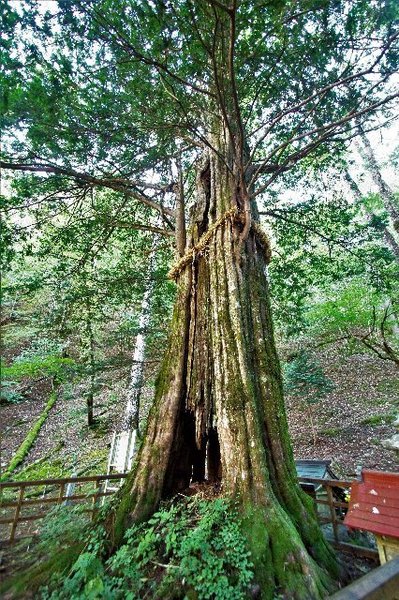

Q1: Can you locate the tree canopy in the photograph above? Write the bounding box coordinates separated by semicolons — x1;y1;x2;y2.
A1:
2;0;399;243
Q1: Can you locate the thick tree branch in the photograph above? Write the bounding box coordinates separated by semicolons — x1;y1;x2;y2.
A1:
315;304;399;367
356;123;399;221
344;169;399;260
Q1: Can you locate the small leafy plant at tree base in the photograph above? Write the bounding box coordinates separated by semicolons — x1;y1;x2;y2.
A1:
284;351;334;445
36;496;254;600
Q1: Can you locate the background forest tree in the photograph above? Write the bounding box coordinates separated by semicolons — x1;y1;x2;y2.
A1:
1;1;399;598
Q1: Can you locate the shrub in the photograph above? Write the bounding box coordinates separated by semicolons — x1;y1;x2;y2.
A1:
1;338;75;387
0;380;24;404
320;427;341;437
2;356;74;382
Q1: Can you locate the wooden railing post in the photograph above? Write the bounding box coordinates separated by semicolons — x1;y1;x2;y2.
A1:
91;479;102;521
58;483;65;504
326;483;338;543
10;484;25;542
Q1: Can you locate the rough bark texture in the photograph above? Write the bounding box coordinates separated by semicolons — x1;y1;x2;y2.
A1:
109;131;339;598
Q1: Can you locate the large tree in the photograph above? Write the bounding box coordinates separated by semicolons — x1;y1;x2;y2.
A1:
1;1;399;597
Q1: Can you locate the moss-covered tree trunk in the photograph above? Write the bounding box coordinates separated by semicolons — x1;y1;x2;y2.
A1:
110;129;339;598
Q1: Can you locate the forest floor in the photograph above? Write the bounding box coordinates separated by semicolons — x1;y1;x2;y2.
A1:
286;346;398;476
1;320;398;482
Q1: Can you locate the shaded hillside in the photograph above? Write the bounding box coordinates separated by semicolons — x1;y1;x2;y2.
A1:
287;346;398;475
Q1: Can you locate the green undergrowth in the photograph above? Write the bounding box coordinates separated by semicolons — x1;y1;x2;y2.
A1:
2;356;74;380
1;322;39;349
79;448;109;475
8;496;255;600
1;341;75;405
0;454;66;504
0;380;25;404
1;505;88;597
361;413;396;426
0;391;58;482
376;378;399;397
320;427;341;437
14;457;66;482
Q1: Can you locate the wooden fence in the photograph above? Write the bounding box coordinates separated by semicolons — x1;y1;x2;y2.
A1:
0;474;379;559
0;473;128;544
298;476;379;560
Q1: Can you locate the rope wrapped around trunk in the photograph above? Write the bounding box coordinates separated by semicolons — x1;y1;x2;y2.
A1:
168;208;271;280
